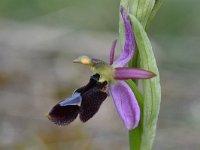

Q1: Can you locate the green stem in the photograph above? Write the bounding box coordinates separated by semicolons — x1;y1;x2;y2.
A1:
126;80;143;150
119;0;163;150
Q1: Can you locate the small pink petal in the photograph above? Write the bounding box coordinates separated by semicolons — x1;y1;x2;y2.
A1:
110;39;117;65
114;67;156;80
109;81;140;130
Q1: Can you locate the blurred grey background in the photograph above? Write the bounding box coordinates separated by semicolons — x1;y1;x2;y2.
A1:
0;0;200;150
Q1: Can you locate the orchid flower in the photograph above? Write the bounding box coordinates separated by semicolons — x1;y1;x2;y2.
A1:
73;7;156;130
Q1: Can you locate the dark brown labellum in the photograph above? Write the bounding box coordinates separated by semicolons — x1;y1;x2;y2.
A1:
79;81;107;122
48;104;79;125
48;74;108;126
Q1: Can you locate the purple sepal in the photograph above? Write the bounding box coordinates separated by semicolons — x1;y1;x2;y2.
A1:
113;7;136;67
114;67;156;80
109;81;140;130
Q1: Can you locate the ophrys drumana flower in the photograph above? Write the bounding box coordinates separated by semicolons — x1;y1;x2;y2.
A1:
73;7;156;130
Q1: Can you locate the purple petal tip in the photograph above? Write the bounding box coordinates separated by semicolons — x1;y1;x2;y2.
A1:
109;39;117;65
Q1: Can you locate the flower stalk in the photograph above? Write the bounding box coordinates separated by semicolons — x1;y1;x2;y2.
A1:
119;0;163;150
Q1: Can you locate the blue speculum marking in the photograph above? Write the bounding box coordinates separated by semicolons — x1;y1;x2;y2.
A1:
59;92;82;106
